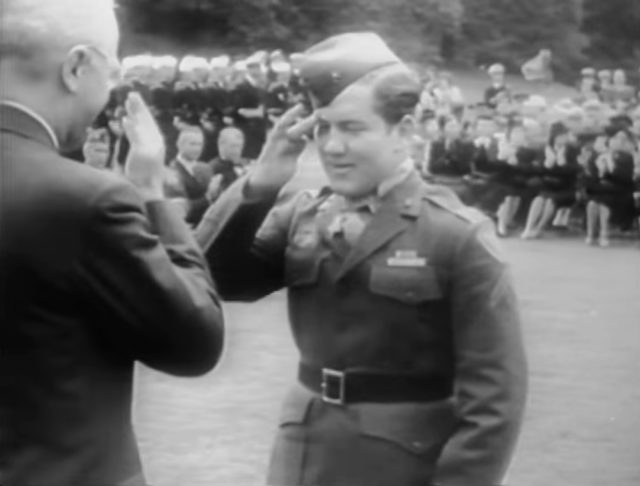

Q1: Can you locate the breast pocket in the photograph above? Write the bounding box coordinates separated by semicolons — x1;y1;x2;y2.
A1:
369;264;444;304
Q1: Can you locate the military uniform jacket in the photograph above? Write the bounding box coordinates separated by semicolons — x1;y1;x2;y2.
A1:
196;171;528;486
0;104;224;486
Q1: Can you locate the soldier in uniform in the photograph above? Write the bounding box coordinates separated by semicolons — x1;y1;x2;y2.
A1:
196;32;527;486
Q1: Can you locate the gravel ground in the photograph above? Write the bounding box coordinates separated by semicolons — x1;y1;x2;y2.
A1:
133;236;640;486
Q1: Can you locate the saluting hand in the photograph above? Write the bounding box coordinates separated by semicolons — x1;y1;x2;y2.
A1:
247;103;317;197
122;92;166;201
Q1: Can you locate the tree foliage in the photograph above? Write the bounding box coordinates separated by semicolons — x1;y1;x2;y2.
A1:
116;0;640;76
582;0;640;67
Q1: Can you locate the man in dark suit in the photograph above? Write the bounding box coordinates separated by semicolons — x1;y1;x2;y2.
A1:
197;33;527;486
0;2;224;485
164;125;217;226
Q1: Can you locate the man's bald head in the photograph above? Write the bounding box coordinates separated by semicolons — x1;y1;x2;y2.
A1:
0;0;119;62
0;0;121;153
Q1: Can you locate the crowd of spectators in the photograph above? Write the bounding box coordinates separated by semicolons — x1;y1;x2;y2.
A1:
79;50;640;246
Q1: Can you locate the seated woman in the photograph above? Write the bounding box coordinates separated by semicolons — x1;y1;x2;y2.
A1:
427;117;475;203
521;123;581;239
494;122;545;236
465;115;510;215
583;127;637;246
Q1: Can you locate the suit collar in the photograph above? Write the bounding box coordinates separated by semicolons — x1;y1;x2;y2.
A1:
0;101;59;151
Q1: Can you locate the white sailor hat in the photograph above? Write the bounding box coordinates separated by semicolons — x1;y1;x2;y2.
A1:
179;56;209;72
245;51;267;67
233;60;247;71
209;55;231;69
153;55;178;70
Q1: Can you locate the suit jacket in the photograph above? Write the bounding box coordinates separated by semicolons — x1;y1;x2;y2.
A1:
164;158;215;226
196;173;527;486
210;157;251;194
0;104;224;486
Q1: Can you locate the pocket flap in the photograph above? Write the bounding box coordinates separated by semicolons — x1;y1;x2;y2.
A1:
277;384;315;426
356;401;456;455
369;264;444;303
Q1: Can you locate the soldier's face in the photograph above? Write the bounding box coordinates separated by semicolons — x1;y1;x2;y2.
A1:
315;84;411;198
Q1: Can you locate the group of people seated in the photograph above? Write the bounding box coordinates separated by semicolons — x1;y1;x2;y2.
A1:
79;50;640;246
414;112;639;247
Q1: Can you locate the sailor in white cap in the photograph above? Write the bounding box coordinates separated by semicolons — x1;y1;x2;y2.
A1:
266;59;293;118
207;55;231;87
122;54;153;83
152;55;178;85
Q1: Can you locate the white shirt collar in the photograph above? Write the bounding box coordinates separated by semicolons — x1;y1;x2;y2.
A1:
0;100;60;150
176;154;197;175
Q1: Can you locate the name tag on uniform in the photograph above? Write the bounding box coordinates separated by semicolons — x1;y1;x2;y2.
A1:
386;250;427;267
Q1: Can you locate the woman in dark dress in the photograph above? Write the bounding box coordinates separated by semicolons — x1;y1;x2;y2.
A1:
583;127;637;246
521;123;581;239
428;117;475;203
495;124;545;235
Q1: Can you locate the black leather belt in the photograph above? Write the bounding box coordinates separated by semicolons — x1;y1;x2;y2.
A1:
298;363;453;405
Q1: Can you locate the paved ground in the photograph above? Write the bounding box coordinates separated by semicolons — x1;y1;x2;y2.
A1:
133;234;640;486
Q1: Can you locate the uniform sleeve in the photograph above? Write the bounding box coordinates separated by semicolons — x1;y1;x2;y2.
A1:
195;177;303;302
433;221;528;486
74;180;224;377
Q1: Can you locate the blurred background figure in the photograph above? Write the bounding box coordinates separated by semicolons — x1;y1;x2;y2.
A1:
209;126;251;198
484;63;510;109
83;127;113;171
522;48;554;84
164;125;214;226
582;127;637;246
521;123;580;239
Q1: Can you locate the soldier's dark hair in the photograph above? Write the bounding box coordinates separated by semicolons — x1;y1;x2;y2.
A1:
359;64;422;126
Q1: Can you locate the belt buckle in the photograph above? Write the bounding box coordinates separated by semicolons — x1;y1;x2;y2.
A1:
321;368;346;405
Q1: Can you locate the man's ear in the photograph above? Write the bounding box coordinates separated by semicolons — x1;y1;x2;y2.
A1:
61;46;91;94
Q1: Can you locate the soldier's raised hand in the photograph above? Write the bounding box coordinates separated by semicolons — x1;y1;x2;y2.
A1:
247;103;317;196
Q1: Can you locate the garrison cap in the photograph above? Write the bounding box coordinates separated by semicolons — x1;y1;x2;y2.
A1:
298;32;403;108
